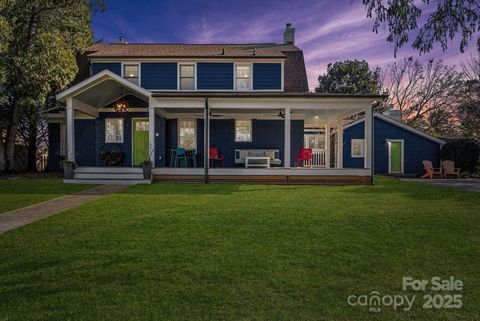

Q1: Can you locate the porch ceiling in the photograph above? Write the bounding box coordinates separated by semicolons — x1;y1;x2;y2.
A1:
74;79;148;108
156;107;361;123
56;70;151;109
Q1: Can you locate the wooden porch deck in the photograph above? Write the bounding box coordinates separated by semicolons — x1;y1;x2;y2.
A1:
152;168;372;185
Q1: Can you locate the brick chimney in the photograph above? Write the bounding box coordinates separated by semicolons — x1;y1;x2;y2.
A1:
283;23;295;45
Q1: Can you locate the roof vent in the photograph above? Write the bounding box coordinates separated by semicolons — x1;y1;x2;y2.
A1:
221;48;226;55
118;36;127;44
283;23;295;44
252;48;257;56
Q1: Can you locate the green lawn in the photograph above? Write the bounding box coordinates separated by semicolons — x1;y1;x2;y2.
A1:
0;178;95;214
0;177;479;320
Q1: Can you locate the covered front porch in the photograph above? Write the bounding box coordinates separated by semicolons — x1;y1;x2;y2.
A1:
54;71;376;184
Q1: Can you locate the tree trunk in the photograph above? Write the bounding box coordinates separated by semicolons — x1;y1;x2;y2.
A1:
5;123;17;171
0;135;6;172
27;121;37;172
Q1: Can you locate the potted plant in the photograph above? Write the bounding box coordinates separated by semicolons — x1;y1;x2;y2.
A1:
140;159;152;179
60;159;77;179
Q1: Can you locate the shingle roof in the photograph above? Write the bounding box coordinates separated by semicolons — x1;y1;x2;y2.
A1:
85;43;302;58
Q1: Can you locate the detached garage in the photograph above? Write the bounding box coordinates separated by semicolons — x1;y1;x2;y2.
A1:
343;112;446;175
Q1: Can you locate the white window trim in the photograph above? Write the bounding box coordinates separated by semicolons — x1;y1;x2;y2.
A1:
121;62;141;86
234;63;252;91
351;139;365;158
177;62;197;91
235;119;253;143
387;139;405;174
177;119;197;150
105;118;124;143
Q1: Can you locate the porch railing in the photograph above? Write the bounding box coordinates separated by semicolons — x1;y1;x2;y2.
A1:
304;148;327;167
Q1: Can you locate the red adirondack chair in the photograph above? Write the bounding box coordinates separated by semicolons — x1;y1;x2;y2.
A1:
295;148;313;167
209;147;224;167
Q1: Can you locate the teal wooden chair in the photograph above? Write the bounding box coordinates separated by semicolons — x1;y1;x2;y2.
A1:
174;148;187;167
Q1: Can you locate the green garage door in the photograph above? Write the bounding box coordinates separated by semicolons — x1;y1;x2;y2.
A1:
132;119;149;166
389;141;403;173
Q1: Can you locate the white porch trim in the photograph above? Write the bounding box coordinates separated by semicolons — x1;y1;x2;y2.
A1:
284;107;291;168
56;70;151;102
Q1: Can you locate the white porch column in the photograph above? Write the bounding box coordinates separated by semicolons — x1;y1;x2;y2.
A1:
66;97;75;162
336;119;343;168
364;106;373;169
284;107;291;168
324;123;330;168
148;98;155;167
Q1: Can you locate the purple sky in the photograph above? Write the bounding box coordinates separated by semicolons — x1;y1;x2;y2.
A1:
92;0;478;91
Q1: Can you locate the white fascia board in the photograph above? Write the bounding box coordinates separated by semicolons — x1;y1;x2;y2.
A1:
56;70;151;102
343;113;446;145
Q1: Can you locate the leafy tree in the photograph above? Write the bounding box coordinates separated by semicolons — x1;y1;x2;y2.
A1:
0;0;104;171
457;53;480;139
362;0;480;55
440;139;480;174
315;60;382;94
382;57;463;136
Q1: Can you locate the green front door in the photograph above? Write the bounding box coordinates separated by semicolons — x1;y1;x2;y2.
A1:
389;141;402;173
132;119;149;166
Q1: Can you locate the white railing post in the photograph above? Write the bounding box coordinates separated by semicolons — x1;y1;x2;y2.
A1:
364;106;373;169
336;119;343;168
284;107;291;168
148;98;155;168
66;97;75;162
324;123;330;168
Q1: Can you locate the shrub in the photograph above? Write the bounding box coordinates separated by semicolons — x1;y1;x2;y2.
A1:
440;139;480;174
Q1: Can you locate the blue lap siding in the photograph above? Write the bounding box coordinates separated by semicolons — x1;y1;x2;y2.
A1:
253;63;282;90
91;62;122;76
197;63;234;90
141;62;177;90
47;123;62;171
343;117;442;174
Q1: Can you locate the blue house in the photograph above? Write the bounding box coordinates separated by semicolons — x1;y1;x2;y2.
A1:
48;23;408;184
343;112;445;175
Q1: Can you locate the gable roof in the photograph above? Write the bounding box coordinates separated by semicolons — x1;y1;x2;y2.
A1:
85;43;302;58
343;113;446;145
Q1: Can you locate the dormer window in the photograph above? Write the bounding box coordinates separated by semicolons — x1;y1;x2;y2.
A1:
179;64;195;90
235;64;251;91
123;64;139;85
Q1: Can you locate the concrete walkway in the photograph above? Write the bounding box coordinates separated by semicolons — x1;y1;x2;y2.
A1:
400;178;480;192
0;185;128;235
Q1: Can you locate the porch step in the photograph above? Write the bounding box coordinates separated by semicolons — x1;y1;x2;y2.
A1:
70;167;149;185
64;179;151;185
74;172;144;180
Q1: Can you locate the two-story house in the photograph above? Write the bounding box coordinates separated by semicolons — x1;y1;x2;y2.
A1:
49;24;386;184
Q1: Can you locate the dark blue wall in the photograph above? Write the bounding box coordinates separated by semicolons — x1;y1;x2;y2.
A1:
209;119;303;167
197;63;234;90
75;119;96;166
141;62;177;90
47;123;62;171
92;112;149;167
91;62;121;76
253;63;282;90
343;117;442;174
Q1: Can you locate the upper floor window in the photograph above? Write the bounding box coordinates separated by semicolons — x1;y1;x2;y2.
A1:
123;64;139;85
235;120;252;142
235;64;251;91
179;64;195;90
105;118;124;143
